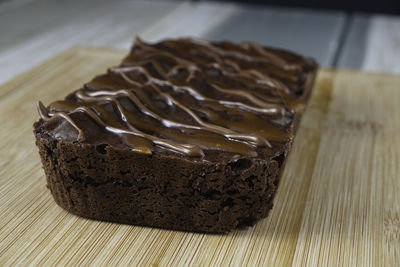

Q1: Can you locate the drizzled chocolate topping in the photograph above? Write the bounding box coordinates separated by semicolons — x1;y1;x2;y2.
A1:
37;38;316;159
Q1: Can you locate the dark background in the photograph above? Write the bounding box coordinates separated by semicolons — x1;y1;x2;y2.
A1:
205;0;400;14
1;0;398;14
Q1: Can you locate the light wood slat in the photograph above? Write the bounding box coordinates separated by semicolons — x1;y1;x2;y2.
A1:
140;2;347;67
362;15;400;74
0;48;399;266
0;0;348;86
140;1;240;42
204;6;347;67
0;0;184;85
0;0;182;50
335;14;371;69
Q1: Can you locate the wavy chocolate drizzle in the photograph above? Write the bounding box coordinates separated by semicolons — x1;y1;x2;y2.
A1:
37;37;315;158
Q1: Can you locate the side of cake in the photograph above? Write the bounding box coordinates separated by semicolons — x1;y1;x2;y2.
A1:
34;38;317;233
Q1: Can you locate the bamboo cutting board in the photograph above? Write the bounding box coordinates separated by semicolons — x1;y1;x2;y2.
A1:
0;47;399;266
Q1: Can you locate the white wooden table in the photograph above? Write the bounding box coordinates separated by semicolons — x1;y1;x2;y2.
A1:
0;0;399;85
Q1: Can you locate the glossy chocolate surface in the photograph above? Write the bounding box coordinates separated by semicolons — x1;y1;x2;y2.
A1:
37;38;317;160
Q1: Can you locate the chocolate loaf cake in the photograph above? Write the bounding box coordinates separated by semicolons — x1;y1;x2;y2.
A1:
34;38;317;233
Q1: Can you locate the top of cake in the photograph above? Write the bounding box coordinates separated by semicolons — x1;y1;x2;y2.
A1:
37;37;317;161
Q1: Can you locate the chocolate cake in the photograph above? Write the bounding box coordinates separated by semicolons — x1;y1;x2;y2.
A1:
34;38;317;233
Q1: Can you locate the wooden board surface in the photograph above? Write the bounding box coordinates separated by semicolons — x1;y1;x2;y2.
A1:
0;47;399;266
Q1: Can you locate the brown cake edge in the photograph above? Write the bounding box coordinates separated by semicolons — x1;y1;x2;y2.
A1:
34;123;290;233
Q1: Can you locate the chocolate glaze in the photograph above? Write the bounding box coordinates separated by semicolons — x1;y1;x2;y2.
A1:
37;38;317;159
